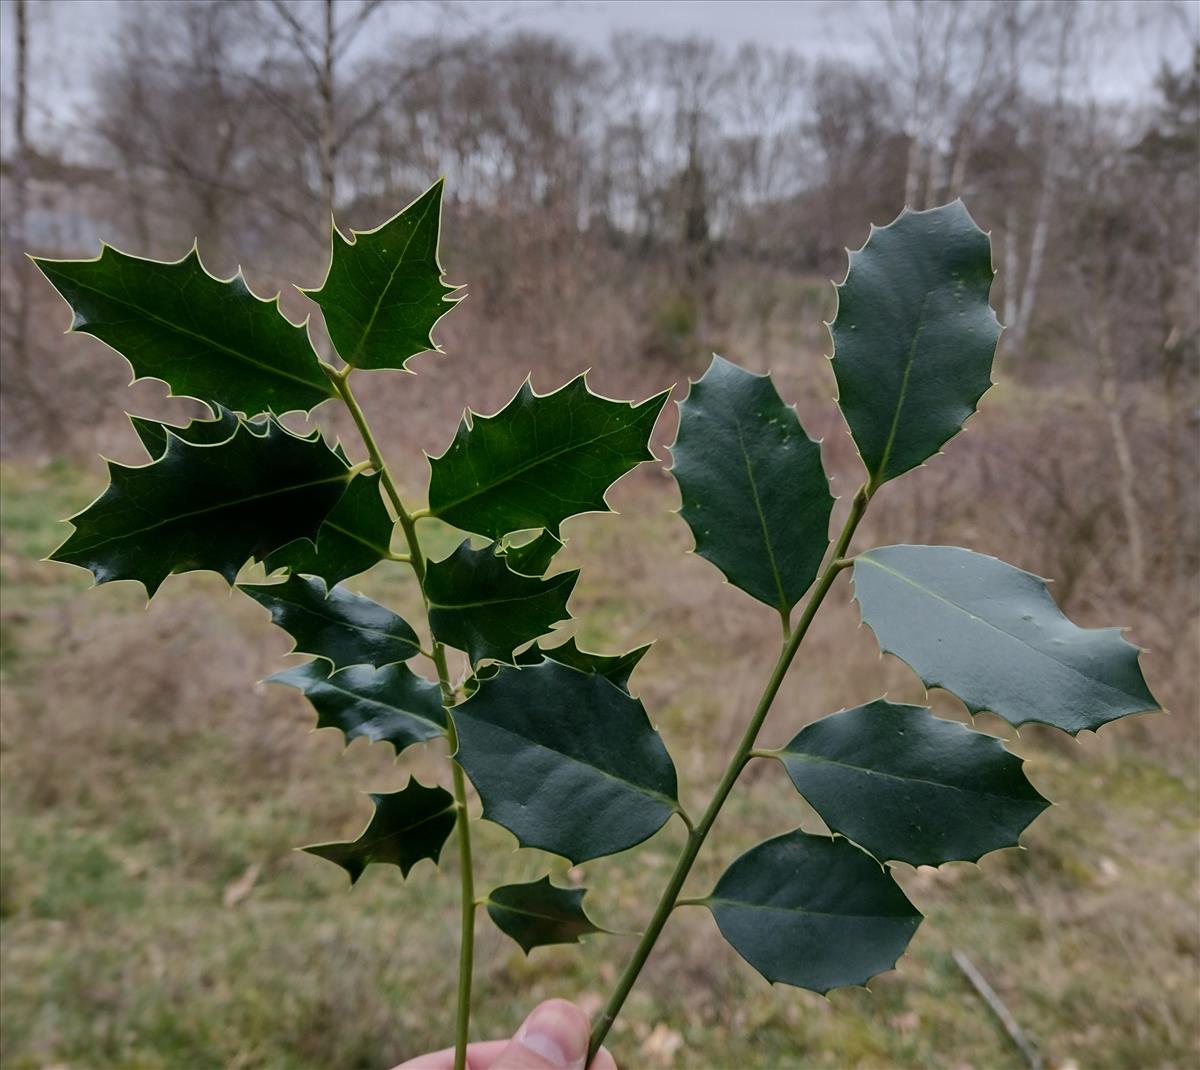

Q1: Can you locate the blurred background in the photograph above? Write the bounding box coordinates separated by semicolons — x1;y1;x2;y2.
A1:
0;1;1197;1067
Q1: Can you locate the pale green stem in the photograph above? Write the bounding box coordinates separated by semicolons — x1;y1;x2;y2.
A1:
324;363;476;1070
587;485;871;1061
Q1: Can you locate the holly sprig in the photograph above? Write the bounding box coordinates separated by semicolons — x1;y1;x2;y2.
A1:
36;183;1159;1069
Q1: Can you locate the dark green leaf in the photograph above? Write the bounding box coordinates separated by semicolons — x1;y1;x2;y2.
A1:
485;875;608;953
772;699;1049;866
50;419;349;597
428;377;669;539
831;202;1000;489
33;245;331;415
461;662;501;699
241;574;420;669
303;778;456;883
263;473;394;587
853;545;1160;734
704;830;921;993
452;661;678;863
671;355;833;612
516;637;650;693
426;540;577;664
302;180;458;370
268;659;445;754
501;530;564;577
129;405;253;460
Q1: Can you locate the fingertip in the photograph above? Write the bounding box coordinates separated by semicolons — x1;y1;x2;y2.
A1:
589;1045;618;1070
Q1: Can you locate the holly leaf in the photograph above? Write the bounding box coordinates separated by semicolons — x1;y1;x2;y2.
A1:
50;419;350;597
268;659;445;754
461;662;501;699
670;355;833;612
831;202;1000;489
263;472;393;587
240;574;420;669
129;405;254;460
516;636;650;693
426;540;577;664
501;530;564;577
303;778;456;884
427;377;669;539
451;661;679;863
703;830;921;993
852;545;1160;734
485;875;608;954
770;699;1049;866
33;245;331;415
302;179;459;370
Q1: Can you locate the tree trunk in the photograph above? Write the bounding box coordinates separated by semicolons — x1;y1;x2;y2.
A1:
1098;312;1145;589
319;0;337;220
903;135;922;206
4;0;67;449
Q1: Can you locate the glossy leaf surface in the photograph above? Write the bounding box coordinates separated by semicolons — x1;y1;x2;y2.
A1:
428;377;669;539
264;473;392;586
51;420;349;596
485;875;607;953
452;661;678;862
501;530;564;577
773;699;1048;865
426;540;577;664
268;659;445;754
130;405;250;460
831;202;999;488
303;180;458;370
705;830;921;993
33;245;331;414
853;545;1159;734
671;355;832;611
241;574;420;669
304;778;456;883
516;637;650;693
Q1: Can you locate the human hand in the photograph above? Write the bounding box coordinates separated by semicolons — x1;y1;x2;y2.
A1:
394;999;618;1070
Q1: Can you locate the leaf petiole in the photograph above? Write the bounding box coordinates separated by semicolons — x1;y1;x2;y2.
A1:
328;368;477;1070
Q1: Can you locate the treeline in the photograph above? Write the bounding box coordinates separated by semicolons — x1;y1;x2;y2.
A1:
2;0;1197;452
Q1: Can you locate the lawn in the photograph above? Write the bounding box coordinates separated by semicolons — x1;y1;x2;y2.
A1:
1;457;1196;1069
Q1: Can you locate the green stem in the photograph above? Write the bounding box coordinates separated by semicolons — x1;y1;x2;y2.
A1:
326;364;476;1070
587;485;870;1061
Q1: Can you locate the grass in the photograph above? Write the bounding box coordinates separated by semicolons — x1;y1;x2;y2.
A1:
1;453;1197;1070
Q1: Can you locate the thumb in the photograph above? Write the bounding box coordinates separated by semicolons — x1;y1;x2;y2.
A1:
490;999;591;1070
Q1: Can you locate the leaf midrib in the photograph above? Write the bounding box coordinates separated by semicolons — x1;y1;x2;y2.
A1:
66;469;349;554
324;801;457;854
485;900;587;926
345;191;438;365
60;272;327;394
871;293;930;484
857;554;1149;708
779;749;1041;806
432;401;659;519
458;713;678;813
266;591;417;652
427;571;577;611
708;898;918;921
313;674;445;733
734;420;789;611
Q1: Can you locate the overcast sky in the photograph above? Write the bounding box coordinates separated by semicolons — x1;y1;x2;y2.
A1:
2;0;1195;145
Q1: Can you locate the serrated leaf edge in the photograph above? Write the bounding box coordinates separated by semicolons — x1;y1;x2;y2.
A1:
31;241;332;412
765;695;1052;867
850;547;1160;736
425;373;671;531
826;201;1001;489
299;178;464;371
